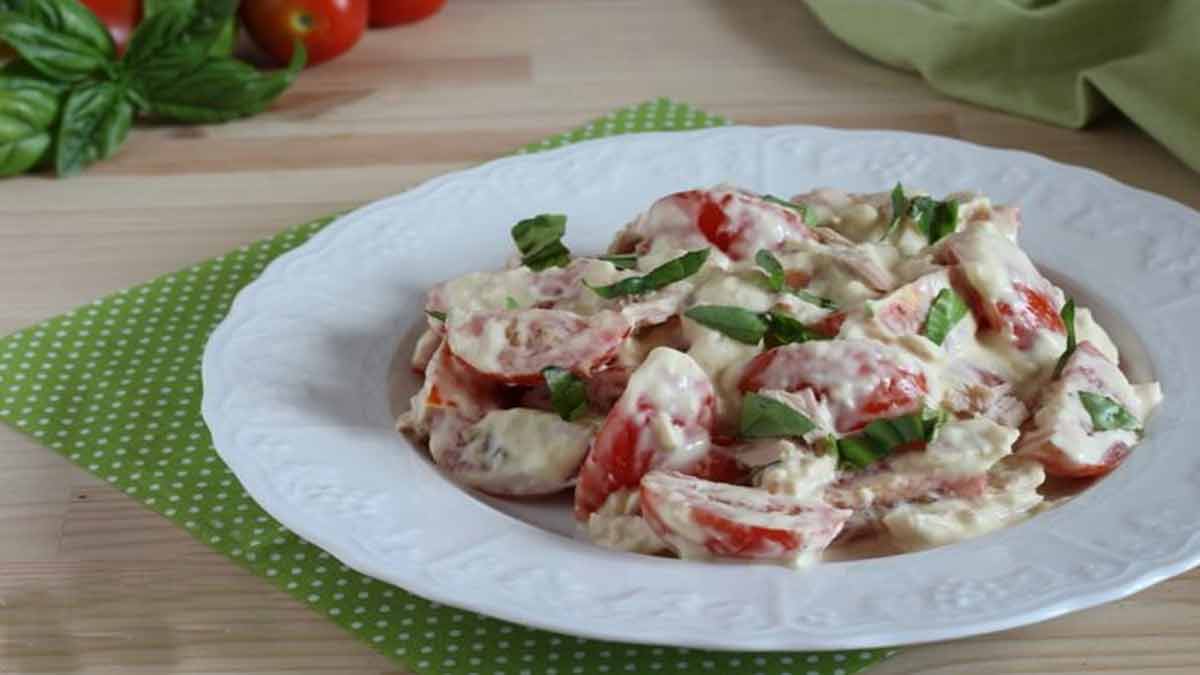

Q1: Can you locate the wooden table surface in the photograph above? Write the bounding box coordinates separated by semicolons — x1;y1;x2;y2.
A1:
1;1;1197;673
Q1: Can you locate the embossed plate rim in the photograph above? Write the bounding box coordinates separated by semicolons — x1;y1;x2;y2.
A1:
202;125;1200;650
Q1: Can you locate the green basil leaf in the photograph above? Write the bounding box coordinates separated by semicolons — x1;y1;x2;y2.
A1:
739;393;815;439
882;182;905;240
1078;391;1139;433
597;253;638;270
791;289;838;310
124;0;238;69
425;310;446;322
921;406;950;441
137;44;306;124
763;311;826;348
0;1;114;82
836;409;944;469
511;213;571;271
755;248;785;292
504;296;520;309
684;305;768;345
836;436;885;469
908;196;937;237
763;194;804;214
0;73;62;176
1053;297;1076;378
587;248;709;298
921;288;969;346
542;366;588;421
928;199;959;244
55;79;132;177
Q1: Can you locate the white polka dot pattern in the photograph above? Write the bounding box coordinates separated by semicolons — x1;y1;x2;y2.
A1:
0;98;894;675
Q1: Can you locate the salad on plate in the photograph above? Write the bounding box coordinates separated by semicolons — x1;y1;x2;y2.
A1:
396;184;1162;568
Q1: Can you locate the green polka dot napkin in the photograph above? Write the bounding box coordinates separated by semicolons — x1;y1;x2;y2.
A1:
0;99;896;675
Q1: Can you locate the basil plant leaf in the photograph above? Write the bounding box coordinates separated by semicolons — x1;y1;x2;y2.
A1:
55;79;133;177
684;305;768;345
543;367;588;422
921;288;969;346
1078;391;1139;432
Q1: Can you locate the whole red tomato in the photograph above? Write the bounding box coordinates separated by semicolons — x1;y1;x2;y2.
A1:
241;0;368;67
80;0;143;53
369;0;445;27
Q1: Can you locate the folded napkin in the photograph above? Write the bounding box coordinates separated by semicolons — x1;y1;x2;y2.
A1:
807;0;1200;172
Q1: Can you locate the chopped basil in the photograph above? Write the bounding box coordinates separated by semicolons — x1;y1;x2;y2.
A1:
882;182;906;240
1078;391;1139;433
1053;298;1076;378
684;305;768;345
922;288;969;346
793;290;838;310
511;213;571;271
763;194;805;214
586;248;709;298
754;248;838;309
426;310;447;321
684;305;827;347
505;296;520;309
597;253;638;270
804;205;821;227
763;311;826;348
907;195;959;245
542;367;588;421
755;249;786;292
739;393;816;439
835;407;948;469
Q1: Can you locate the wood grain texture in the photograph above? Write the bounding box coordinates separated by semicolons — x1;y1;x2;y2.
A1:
1;1;1197;673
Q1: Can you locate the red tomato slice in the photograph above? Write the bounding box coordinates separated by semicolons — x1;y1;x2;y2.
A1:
676;189;817;260
939;231;1064;350
640;471;851;560
739;339;928;433
1017;341;1141;478
447;309;631;386
574;348;731;519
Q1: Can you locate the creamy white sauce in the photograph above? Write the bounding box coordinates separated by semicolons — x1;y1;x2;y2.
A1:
403;184;1163;567
585;488;667;554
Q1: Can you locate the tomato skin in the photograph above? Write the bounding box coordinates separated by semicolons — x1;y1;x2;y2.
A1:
80;0;142;53
369;0;445;26
241;0;368;66
640;471;850;560
739;340;928;433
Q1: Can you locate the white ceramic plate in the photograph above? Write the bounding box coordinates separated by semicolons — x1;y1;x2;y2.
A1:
202;126;1200;651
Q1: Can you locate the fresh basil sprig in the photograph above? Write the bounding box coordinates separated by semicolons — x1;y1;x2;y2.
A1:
835;407;947;469
921;288;969;346
425;309;447;322
739;393;816;439
597;253;638;270
1053;298;1076;378
587;249;709;298
542;367;588;421
754;249;838;310
511;213;571;271
0;0;304;178
1078;391;1139;433
684;304;828;347
0;0;116;82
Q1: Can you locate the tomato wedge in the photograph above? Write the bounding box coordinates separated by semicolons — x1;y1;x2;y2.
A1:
739;339;928;433
574;347;746;520
640;470;851;560
1017;341;1152;477
447;309;631;386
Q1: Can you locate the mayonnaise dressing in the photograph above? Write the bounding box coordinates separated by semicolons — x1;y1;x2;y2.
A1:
449;409;595;495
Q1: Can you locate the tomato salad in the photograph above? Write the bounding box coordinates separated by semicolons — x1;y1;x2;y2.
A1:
396;185;1162;567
